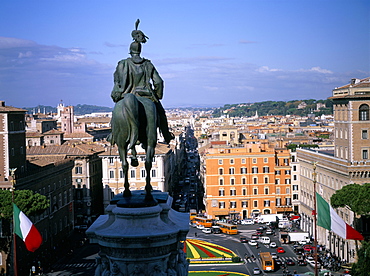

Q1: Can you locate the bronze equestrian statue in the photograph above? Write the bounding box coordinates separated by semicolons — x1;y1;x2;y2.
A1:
108;20;174;200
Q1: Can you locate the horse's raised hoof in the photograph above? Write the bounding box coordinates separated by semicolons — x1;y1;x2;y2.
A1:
131;157;139;167
123;189;132;197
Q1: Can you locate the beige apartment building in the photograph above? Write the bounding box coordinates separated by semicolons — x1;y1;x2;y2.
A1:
99;143;175;208
297;77;370;263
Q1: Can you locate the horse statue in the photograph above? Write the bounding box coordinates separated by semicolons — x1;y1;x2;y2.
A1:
110;93;157;200
108;20;173;201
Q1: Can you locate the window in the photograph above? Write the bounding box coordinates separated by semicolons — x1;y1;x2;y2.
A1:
240;167;247;174
218;159;223;165
286;198;291;205
219;189;225;196
229;168;235;174
362;130;368;139
286;187;290;194
263;167;269;173
264;200;270;207
359;104;369;121
75;166;82;174
285;179;291;184
242;178;246;184
109;157;114;164
264;188;269;195
230;189;236;196
109;171;114;178
293;175;297;181
119;170;124;178
293;185;298;191
276;198;281;206
252;167;258;174
293;194;299;200
285;170;291;175
252;158;257;164
264;158;268;163
230;159;234;164
141;170;146;178
284;158;289;165
230;201;236;208
219;202;225;209
241;158;246;164
219;168;223;175
253;188;258;195
230;178;235;185
242;201;248;208
253;200;258;208
130;170;136;178
275;179;280;184
264;176;269;184
151;169;156;178
152;156;156;163
242;188;247;196
253;177;258;184
275;170;281;175
219;178;224;185
363;149;369;159
276;188;280;194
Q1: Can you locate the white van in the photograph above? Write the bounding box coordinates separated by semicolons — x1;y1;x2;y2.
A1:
259;236;271;244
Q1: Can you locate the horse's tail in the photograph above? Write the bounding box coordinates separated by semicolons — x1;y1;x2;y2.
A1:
122;93;139;150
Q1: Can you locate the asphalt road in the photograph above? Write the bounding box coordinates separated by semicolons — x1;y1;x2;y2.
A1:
188;224;317;276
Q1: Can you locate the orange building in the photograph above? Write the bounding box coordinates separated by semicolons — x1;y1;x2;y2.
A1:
201;141;293;220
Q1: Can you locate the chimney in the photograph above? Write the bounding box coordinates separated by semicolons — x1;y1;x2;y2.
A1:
0;101;5;107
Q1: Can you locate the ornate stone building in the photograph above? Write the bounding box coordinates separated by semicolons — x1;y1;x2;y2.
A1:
297;77;370;263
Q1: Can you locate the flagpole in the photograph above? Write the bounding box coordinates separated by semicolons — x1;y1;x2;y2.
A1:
312;162;318;276
10;168;18;276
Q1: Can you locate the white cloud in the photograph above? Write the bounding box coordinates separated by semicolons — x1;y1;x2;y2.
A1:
256;66;282;72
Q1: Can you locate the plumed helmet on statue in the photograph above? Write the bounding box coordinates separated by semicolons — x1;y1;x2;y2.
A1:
130;19;148;55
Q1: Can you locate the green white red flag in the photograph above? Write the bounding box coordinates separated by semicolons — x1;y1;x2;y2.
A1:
316;193;363;240
13;203;43;252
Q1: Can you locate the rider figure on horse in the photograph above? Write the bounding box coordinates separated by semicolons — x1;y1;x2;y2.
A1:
110;20;174;145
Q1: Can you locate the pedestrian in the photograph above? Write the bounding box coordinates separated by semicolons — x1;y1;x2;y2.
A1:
194;232;197;237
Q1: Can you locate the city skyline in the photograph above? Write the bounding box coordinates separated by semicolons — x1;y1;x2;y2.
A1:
1;0;369;108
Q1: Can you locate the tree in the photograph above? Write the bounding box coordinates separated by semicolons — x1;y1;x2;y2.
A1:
0;190;49;253
352;240;370;276
331;183;370;216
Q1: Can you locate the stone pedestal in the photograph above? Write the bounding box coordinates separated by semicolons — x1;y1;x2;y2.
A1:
87;191;189;276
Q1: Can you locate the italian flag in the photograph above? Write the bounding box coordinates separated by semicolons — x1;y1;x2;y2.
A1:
316;193;363;240
13;203;43;252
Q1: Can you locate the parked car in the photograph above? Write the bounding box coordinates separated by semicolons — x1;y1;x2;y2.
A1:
275;259;282;265
248;240;258;246
271;252;278;259
241;219;254;225
202;228;212;234
298;260;307;266
251;234;259;240
286;259;295;266
277;247;285;253
253;267;262;275
240;237;248;243
196;224;205;229
270;242;277;248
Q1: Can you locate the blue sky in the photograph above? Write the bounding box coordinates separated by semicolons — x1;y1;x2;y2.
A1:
0;0;369;109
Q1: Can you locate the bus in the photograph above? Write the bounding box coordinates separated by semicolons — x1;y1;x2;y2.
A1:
260;252;274;272
194;217;213;228
190;210;197;222
216;222;238;235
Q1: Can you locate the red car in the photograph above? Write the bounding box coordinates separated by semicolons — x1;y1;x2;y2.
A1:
303;245;315;252
276;247;285;253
